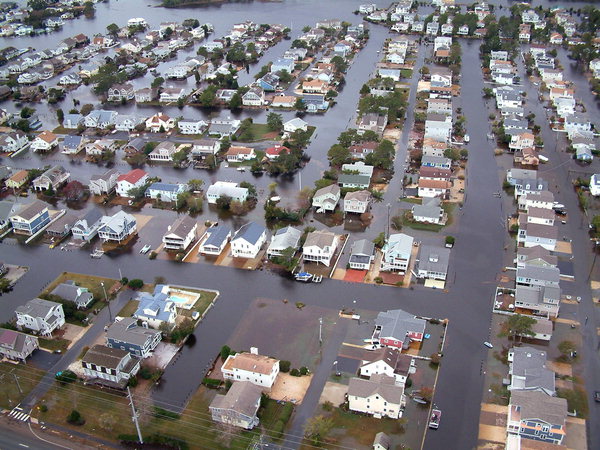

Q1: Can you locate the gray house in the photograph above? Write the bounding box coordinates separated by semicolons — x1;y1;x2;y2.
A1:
209;381;262;429
106;317;162;359
267;226;302;259
50;281;94;309
507;391;567;445
338;173;371;189
0;328;39;362
349;239;375;270
508;346;555;396
416;245;450;281
72;209;103;242
200;225;232;256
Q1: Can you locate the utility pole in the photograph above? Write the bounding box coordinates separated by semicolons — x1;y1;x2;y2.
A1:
12;373;22;394
386;203;391;239
127;387;143;444
101;282;113;323
319;317;323;344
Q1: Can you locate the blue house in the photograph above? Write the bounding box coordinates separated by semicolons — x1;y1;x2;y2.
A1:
106;317;162;358
61;135;84;154
145;182;187;202
271;58;295;75
258;73;280;92
9;200;50;235
302;94;329;113
134;285;177;330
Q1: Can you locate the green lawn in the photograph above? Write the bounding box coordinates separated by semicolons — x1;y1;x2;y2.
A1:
235;123;280;142
41;272;120;304
178;290;218;320
116;300;140;318
39;337;70;353
402;197;422;205
0;363;45;409
400;69;413;78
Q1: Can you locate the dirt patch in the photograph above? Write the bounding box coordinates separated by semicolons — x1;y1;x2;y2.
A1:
554;240;572;254
547;361;573;377
145;342;180;370
478;424;507;444
63;324;88;349
131;214;153;231
319;381;348;407
269;372;312;404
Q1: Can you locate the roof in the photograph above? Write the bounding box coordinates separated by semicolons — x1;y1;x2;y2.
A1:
412;197;442;219
284;118;308;128
13;200;48;221
523;223;558;240
82;344;130;370
124;137;145;151
374;432;391;450
0;200;19;222
147;182;184;193
510;390;567;426
523;190;554;203
106;317;161;347
117;169;147;184
0;328;35;354
203;225;232;248
383;233;414;260
375;309;426;346
46;213;78;234
348;374;404;403
226;146;254;156
518;245;557;266
265;145;289;156
345;190;371;203
35;130;57;143
209;381;262;418
304;230;337;250
350;239;374;260
232;222;266;245
90;168;120;183
517;264;560;283
510;346;555;393
62;135;82;147
419;167;451;179
314;184;340;198
339;173;370;185
8;170;28;183
268;226;301;251
15;297;60;318
417;245;450;275
223;352;278;375
165;215;196;239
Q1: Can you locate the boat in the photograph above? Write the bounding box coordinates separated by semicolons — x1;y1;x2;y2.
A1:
312;275;323;283
237;167;246;172
464;134;470;143
90;248;104;258
295;272;313;282
429;408;441;429
140;244;151;254
412;397;427;404
270;196;281;202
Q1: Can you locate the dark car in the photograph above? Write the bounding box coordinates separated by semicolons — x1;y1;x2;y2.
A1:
595;391;600;403
555;209;567;216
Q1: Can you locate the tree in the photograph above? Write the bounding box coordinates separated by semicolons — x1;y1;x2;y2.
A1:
330;55;348;73
220;345;231;361
267;112;283;132
294;97;307;111
80;104;94;116
187;179;204;191
62;181;85;201
421;386;434;403
228;92;242;110
558;340;576;357
501;314;537;343
373;232;386;249
127;279;144;290
444;147;461;161
360;84;370;95
366;139;395;169
304;415;334;445
83;1;95;19
278;69;293;84
20;107;35;119
273;247;298;272
279;360;291;372
327;144;350;166
172;149;189;167
151;77;165;89
198;85;217;107
106;23;120;36
28;0;47;10
67;410;85;425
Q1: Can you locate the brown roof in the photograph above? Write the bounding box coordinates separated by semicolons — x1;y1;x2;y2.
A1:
8;170;28;183
226;146;253;156
419;167;451;179
36;130;57;144
272;95;296;104
82;344;129;369
419;179;451;189
222;352;278;375
348;374;404;403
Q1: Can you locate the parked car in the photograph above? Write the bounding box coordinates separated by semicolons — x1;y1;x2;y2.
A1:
483;341;493;348
594;391;600;402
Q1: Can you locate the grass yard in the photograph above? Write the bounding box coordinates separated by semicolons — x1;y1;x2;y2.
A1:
236;123;280;142
402;197;422;205
41;272;121;306
39;337;70;353
116;300;140;318
400;69;413;78
0;362;45;409
258;399;294;442
178;289;218;319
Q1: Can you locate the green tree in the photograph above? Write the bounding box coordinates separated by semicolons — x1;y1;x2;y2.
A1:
83;1;95;18
558;340;577;357
366;139;395;169
198;85;217;107
229;92;242;110
278;69;293;84
330;55;348;73
67;410;85;425
106;23;120;36
267;112;283;132
151;77;165;89
128;279;144;290
294;97;306;111
172;149;189;167
304;415;334;445
373;232;386;249
187;179;204;191
501;314;537;343
272;247;298;272
220;345;231;361
360;84;370;95
56;108;64;124
327;144;350;166
28;0;47;10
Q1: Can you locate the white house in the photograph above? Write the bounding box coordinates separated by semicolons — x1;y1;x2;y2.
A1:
231;222;267;259
206;182;249;205
178;118;207;135
226;146;256;162
221;349;280;388
209;381;262;430
312;184;340;212
116;169;149;197
30;131;58;152
381;233;414;273
89;169;120;196
349;239;375;270
145;182;187;203
200;225;232;256
145;112;175;133
343;190;372;214
266;226;302;259
348;374;405;419
242;87;265;106
283;118;308;133
134;288;177;330
15;298;65;337
98;210;137;243
590;174;600;197
359;348;414;386
302;230;339;267
148;141;178;162
81;345;140;388
162;215;197;251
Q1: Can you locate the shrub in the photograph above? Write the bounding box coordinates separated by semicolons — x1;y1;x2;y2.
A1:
55;370;77;384
290;368;300;377
445;236;455;246
67;410;85;425
127;279;144;290
120;277;129;285
225;379;232;390
220;345;232;361
127;376;138;387
374;276;383;284
430;353;441;365
149;251;157;260
429;318;440;324
322;401;334;411
300;366;309;375
139;367;153;380
202;377;221;388
405;378;412;388
39;404;48;413
280;360;291;372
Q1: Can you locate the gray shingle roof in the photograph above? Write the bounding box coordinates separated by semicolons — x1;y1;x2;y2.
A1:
348;374;404;403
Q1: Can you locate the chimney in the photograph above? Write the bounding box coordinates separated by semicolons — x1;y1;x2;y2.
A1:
250;347;258;355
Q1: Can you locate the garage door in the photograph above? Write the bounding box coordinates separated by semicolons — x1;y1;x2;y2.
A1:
424;279;445;289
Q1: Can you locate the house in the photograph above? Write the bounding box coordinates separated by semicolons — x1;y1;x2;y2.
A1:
302;229;340;266
430;67;452;87
373;309;425;350
0;131;28;153
242;87;265;106
424;117;452;143
0;201;19;230
122;137;146;154
271;58;295;75
81;345;140;388
516;246;557;270
84;110;118;129
98;210;137;243
349;239;375;270
520;207;555;226
4;170;29;189
258;73;280;92
45;213;77;240
338;173;371;189
418;179;451;199
226;146;255;162
208;119;241;138
148;142;178;162
349;141;378;160
178;118;207;135
221;349;280;388
191;138;221;158
348;374;405;419
427;98;452;115
421;156;452;170
9;201;51;235
386;51;405;65
30;130;58;152
32;165;70;192
529;318;553;341
105;317;162;359
146;182;187;203
517;223;557;251
114;115;144;132
135;88;155;103
145;112;175;133
106;83;134;102
519;24;531;41
283;118;308;133
116;169;149;197
210;381;262;430
302;79;329;94
134;286;178;329
159;87;186;103
519;191;554;212
206;181;248;204
72;209;103;242
412;197;445;224
416;245;450;281
508;347;555;395
380;233;414;273
359;347;414;386
358;113;387;136
343;190;372;214
516;264;561;290
85;139;117;157
312;184;340;212
200;225;232;255
373;432;392;450
265;145;290;160
564;114;592;134
51;281;93;310
590;174;600;196
61;135;84;155
15;298;65;337
0;329;38;362
89;169;120;196
161;215;197;251
303;94;330;113
231;222;267;259
266;226;301;259
271;95;297;108
514;147;539;166
507;391;567;445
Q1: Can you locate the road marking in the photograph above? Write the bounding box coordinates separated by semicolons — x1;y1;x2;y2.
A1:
9;407;30;422
18;444;29;448
28;423;72;450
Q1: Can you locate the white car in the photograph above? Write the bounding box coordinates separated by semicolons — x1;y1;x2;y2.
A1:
484;341;493;348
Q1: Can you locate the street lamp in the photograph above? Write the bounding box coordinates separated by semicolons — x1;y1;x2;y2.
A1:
101;282;113;323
